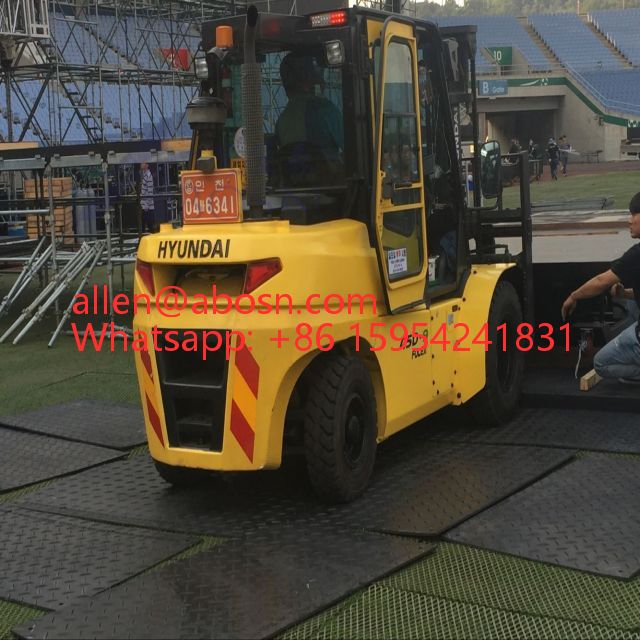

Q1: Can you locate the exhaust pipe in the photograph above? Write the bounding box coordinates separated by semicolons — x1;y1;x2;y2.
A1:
242;5;266;219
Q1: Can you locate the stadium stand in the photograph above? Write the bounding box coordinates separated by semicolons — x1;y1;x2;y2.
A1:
436;15;550;72
577;69;640;116
97;15;131;62
1;77;193;144
588;9;640;67
0;11;198;144
50;14;123;67
6;9;638;144
3;81;48;143
528;12;622;70
122;16;199;70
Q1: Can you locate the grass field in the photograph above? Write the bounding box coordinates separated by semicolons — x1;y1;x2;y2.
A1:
0;264;138;415
501;168;640;210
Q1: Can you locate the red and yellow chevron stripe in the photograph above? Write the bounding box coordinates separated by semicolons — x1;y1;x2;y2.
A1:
230;345;260;462
138;349;164;446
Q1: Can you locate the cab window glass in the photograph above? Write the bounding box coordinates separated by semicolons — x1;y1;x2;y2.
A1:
380;41;419;185
379;39;424;282
213;49;346;191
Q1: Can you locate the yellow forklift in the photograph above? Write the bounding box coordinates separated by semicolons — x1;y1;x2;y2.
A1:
133;5;533;502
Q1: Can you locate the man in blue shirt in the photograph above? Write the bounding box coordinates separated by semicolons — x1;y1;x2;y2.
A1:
275;54;344;185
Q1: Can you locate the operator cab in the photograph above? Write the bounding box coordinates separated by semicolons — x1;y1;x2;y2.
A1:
191;7;484;303
195;12;352;224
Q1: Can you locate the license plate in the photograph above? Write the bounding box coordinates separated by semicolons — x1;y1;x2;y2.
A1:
181;170;242;224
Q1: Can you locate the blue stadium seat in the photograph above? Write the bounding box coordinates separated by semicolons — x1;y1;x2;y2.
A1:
588;9;640;66
529;12;622;71
97;15;131;63
122;16;197;71
50;14;123;67
7;80;53;143
436;15;550;72
577;69;640;116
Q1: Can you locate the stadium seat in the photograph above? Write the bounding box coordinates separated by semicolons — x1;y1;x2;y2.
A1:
436;15;550;72
588;9;640;66
528;12;623;71
577;69;640;116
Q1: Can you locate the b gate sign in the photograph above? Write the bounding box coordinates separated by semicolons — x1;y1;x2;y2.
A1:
485;46;513;66
477;80;509;97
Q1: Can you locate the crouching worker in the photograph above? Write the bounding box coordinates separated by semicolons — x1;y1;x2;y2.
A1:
561;192;640;384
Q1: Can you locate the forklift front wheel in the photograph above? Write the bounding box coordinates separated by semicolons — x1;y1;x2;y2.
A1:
153;460;211;487
468;280;525;426
303;354;377;504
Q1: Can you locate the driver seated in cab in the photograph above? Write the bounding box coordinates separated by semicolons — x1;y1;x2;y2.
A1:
275;53;344;186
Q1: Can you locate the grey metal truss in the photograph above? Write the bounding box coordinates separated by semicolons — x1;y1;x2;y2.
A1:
1;0;244;147
0;0;49;40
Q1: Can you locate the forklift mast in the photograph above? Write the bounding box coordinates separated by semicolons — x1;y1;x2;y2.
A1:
438;25;482;208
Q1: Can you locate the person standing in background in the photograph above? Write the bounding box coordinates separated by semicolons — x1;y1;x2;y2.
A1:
559;135;570;176
529;139;543;181
140;162;155;233
547;138;560;181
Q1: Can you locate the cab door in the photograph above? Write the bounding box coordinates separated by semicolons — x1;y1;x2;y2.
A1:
372;19;427;314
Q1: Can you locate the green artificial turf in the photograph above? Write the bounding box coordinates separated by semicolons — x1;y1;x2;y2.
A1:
0;264;137;414
502;169;640;210
0;599;44;640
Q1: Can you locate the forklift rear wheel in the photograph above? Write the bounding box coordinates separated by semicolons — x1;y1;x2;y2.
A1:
468;280;524;426
303;354;377;503
153;460;210;487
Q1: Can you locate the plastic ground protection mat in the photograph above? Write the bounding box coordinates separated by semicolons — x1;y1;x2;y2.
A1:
0;399;146;450
383;543;640;631
320;442;575;537
13;443;574;538
12;453;330;536
0;427;124;492
277;583;640;640
12;525;433;640
424;407;640;454
447;455;640;579
523;368;640;412
0;505;198;610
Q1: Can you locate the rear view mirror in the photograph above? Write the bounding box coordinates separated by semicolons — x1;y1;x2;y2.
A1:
480;140;502;199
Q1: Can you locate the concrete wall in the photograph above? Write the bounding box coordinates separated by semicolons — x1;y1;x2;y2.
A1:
555;88;609;161
604;121;627;160
556;85;627;161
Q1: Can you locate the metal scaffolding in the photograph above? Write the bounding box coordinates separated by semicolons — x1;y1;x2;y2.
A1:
254;1;416;15
0;0;49;40
0;0;417;148
0;0;244;147
0;147;189;345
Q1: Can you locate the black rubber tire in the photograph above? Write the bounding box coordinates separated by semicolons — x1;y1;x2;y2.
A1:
303;354;377;503
467;280;525;427
153;460;210;487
